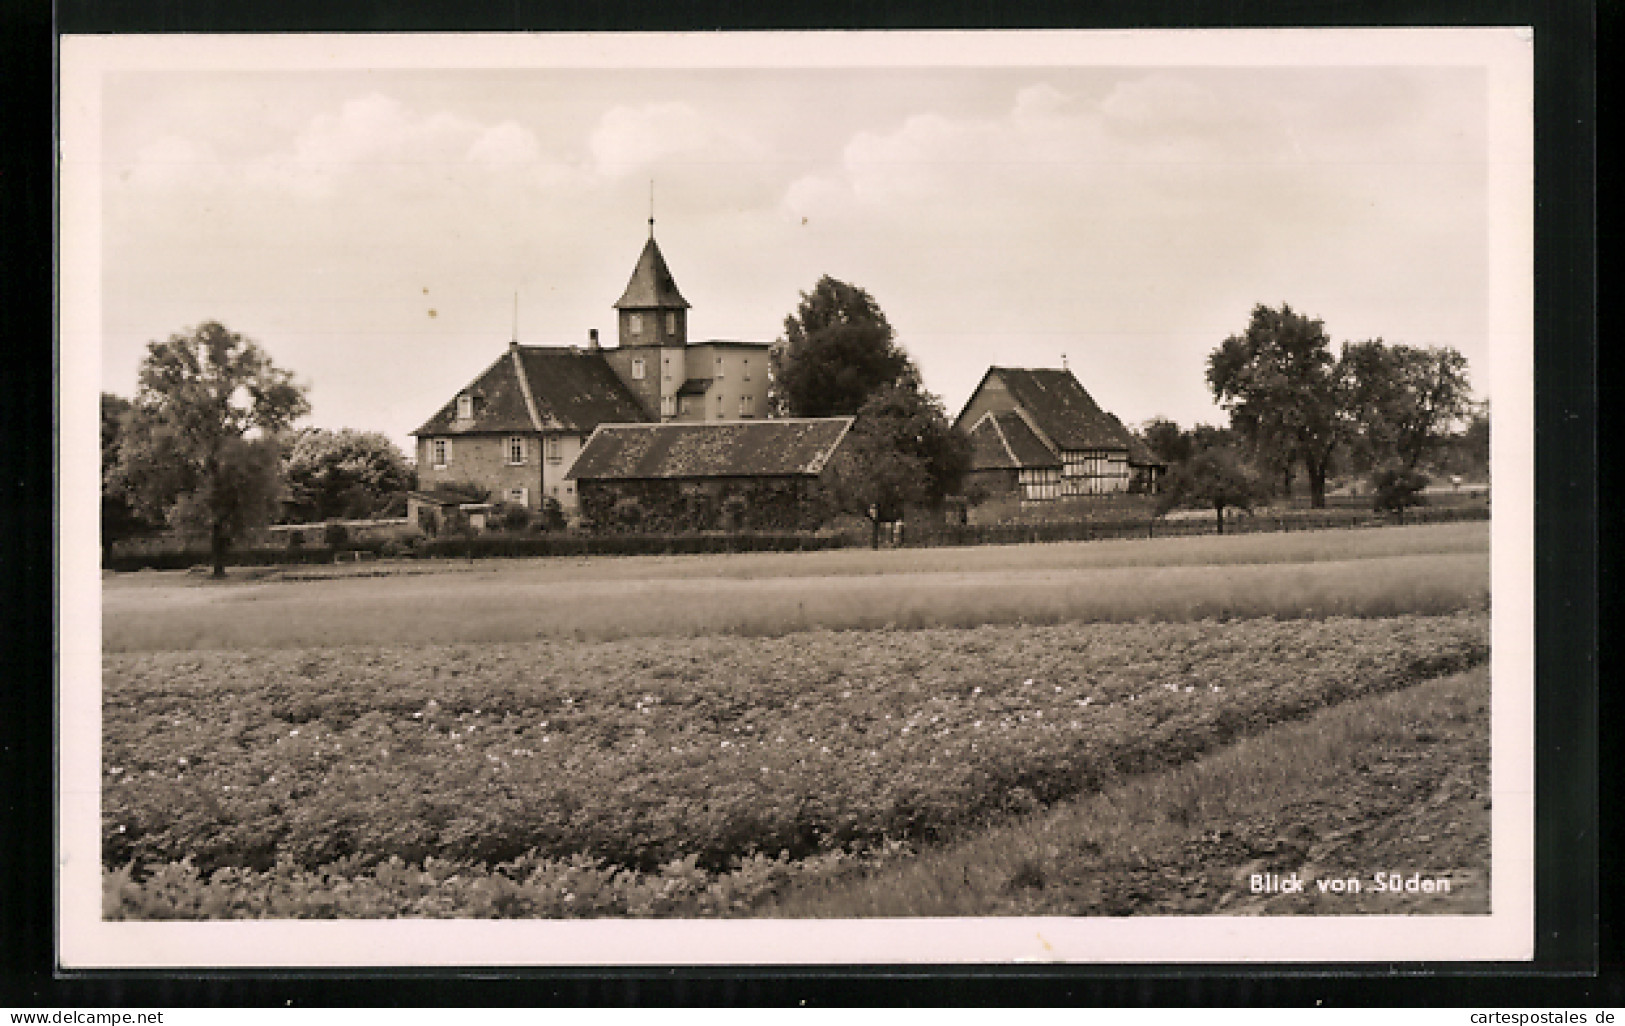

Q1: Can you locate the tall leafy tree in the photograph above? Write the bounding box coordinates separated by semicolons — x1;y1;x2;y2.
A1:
822;384;971;548
770;276;917;417
1342;340;1473;471
116;322;309;577
281;427;415;523
100;392;155;561
1140;417;1195;466
1207;303;1344;507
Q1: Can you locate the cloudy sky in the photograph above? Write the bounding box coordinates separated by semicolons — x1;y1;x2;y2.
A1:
86;34;1506;455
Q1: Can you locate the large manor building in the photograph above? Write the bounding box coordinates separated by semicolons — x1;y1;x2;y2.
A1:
411;228;772;514
411;227;1159;527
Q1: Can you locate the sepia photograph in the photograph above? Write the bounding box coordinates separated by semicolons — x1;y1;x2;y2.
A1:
57;28;1535;966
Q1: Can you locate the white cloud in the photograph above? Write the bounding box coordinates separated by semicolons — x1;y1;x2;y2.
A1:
115;134;224;192
588;101;769;177
467;121;543;166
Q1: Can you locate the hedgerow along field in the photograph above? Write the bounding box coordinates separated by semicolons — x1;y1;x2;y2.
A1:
102;522;1491;918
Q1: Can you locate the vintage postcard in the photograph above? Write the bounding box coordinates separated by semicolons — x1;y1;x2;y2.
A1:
59;28;1534;966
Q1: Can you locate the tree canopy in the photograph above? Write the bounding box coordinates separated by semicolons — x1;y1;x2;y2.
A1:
1342;340;1473;471
770;276;918;418
115;322;309;576
281;427;415;523
822;383;971;547
1207;303;1344;507
1140;417;1195;466
1154;445;1267;534
101;393;156;559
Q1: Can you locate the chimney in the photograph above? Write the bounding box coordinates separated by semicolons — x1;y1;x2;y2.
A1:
588;328;600;351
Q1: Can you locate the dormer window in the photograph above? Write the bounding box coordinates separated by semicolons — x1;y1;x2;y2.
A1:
632;357;645;380
456;394;473;420
628;312;643;336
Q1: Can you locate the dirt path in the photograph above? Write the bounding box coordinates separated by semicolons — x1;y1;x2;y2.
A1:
769;665;1490;917
1026;667;1491;916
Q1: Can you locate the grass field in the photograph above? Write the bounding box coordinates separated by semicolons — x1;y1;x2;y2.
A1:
101;522;1493;918
103;522;1488;652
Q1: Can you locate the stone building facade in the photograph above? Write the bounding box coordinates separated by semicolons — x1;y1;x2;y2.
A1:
411;228;772;516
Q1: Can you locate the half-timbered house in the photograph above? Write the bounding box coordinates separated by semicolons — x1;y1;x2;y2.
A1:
955;366;1164;501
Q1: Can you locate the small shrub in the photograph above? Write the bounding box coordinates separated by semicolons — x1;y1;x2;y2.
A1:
537;496;567;532
323;522;350;549
286;530;304;550
1371;467;1430;519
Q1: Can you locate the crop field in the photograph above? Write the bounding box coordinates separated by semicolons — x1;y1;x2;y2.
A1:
103;523;1488;652
101;523;1492;918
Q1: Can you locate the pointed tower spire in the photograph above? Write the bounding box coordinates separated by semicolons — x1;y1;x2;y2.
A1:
649;180;655;237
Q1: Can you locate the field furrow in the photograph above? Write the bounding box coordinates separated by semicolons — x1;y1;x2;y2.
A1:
104;611;1488;896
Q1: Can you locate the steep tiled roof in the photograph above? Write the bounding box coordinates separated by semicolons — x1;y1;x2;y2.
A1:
516;348;650;431
967;410;1061;471
568;418;854;481
614;236;690;310
413;346;649;436
983;367;1140;452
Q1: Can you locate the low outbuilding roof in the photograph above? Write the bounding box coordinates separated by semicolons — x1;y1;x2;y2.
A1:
567;418;855;481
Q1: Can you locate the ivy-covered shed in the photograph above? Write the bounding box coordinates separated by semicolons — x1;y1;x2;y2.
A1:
566;418;855;532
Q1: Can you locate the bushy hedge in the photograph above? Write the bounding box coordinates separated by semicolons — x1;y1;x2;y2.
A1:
104;546;353;572
416;531;847;560
909;504;1488;548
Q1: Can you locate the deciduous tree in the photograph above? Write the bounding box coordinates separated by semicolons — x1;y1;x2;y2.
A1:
1207;303;1344;507
281;427;415;523
823;384;971;548
1370;465;1430;522
116;322;309;577
1140;417;1194;466
101;392;156;562
1154;446;1267;535
769;276;917;417
1342;340;1473;471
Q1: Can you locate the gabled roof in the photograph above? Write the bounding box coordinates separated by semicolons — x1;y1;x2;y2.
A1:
967;410;1062;471
413;346;650;436
568;418;855;482
614;236;690;310
971;367;1141;453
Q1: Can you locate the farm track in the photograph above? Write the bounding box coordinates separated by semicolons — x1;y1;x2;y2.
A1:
767;665;1490;917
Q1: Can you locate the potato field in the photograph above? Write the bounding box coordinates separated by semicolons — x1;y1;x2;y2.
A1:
101;523;1493;918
